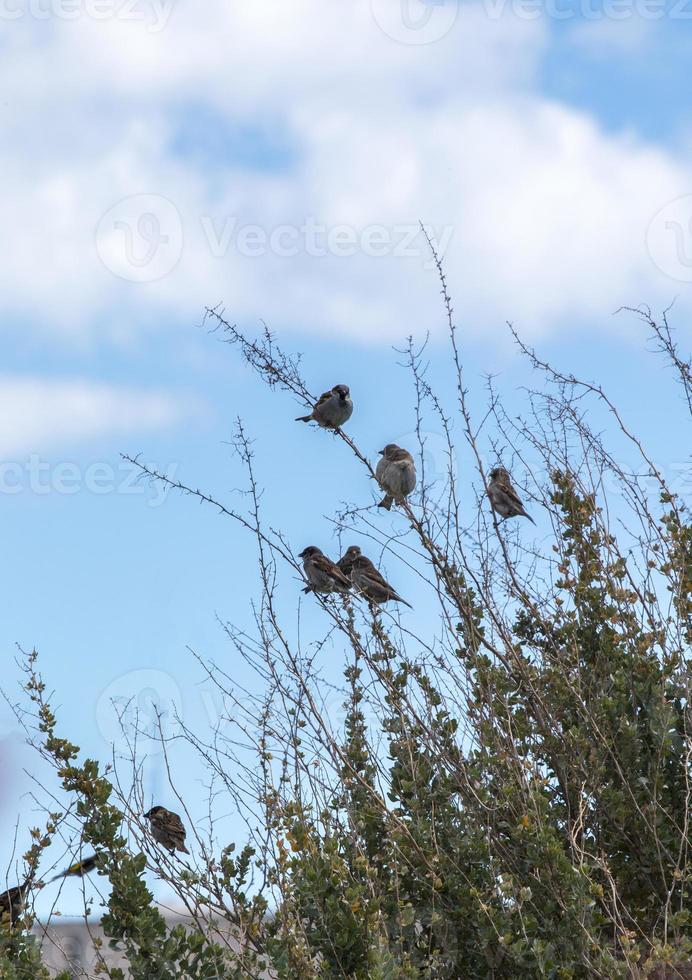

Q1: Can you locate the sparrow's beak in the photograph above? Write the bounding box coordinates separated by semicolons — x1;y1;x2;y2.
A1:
378;449;384;455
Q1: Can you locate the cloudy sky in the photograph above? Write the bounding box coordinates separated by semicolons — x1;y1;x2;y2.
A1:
1;0;691;914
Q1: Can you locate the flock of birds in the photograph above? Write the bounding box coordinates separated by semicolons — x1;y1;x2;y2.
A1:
296;383;535;608
0;386;536;917
1;811;188;925
0;854;99;926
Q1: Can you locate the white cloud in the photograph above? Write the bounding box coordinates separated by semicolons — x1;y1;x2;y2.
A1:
0;0;689;344
0;377;188;456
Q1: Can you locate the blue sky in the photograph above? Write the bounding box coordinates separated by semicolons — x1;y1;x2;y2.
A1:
1;0;691;917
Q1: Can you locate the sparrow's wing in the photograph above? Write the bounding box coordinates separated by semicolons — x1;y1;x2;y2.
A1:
358;571;392;597
166;812;186;836
166;813;190;852
360;564;391;590
496;478;535;523
498;478;526;511
314;390;334;409
354;563;392;594
314;554;350;588
357;570;412;608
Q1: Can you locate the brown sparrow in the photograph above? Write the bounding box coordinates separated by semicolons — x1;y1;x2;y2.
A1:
336;544;362;579
350;553;413;609
375;444;416;510
295;385;353;428
143;806;190;854
0;879;29;926
487;467;535;524
299;546;351;594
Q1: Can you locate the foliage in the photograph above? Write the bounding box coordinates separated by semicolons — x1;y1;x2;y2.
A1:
2;285;691;978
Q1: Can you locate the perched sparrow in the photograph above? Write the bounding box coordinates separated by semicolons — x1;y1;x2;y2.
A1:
295;385;353;428
60;854;99;879
299;546;351;595
143;806;190;854
487;467;535;525
375;444;416;510
350;554;413;609
337;544;362;579
0;879;29;926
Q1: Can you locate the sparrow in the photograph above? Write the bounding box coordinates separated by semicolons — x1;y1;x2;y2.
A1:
375;444;416;510
350;553;413;609
0;879;29;926
336;544;362;579
299;546;351;595
143;806;190;854
295;385;353;428
487;467;535;525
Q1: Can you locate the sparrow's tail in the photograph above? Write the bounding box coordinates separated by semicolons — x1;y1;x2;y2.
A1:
396;596;413;610
523;511;536;525
377;495;393;511
295;414;312;423
180;843;190;854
